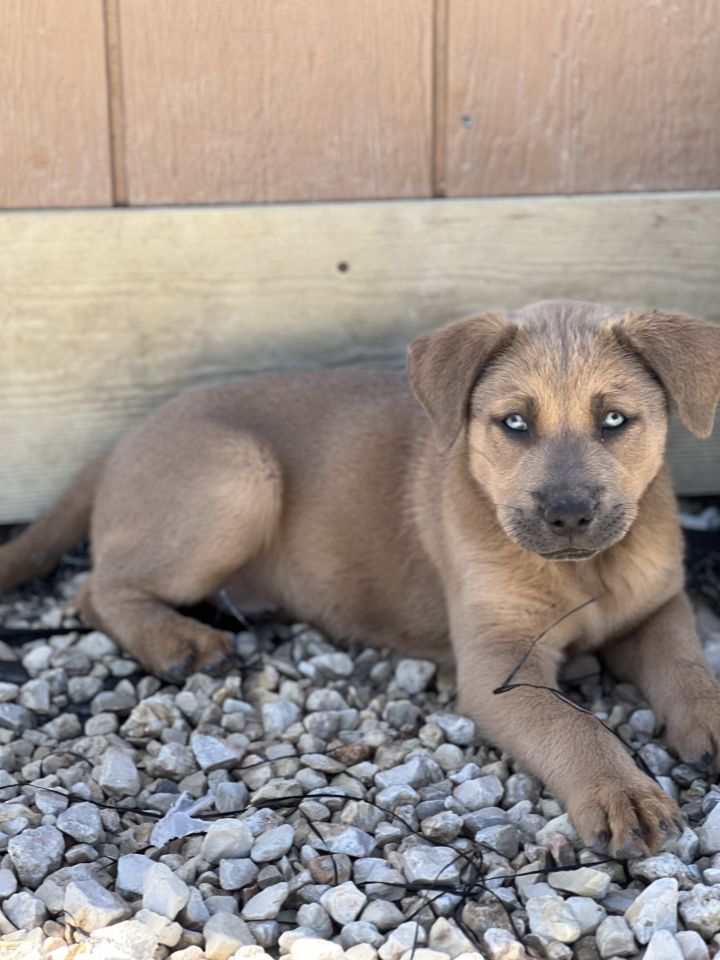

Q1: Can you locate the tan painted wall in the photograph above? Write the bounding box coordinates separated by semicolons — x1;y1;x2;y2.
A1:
118;0;433;204
443;0;720;197
1;0;718;207
0;0;113;208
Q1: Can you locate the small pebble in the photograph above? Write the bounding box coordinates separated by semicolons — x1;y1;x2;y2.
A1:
401;846;462;885
320;881;367;924
595;915;637;958
64;876;131;932
242;881;289;920
97;747;141;797
566;896;606;936
526;895;581;943
454;775;504;810
428;916;476;956
202;821;254;863
116;853;154;897
675;930;710;960
643;929;684;960
251;824;294;863
8;825;65;888
296;903;333;938
204;913;255;958
421;811;463;843
143;862;190;920
191;733;247;772
426;712;476;745
483;927;525;960
3;891;47;930
548;867;611;899
678;883;720;940
0;863;18;898
56;802;104;845
625;877;678;944
378;922;427;960
394;659;436;695
697;801;720;854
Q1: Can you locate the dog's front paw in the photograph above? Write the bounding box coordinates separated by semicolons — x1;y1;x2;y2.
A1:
151;625;234;683
568;774;683;858
663;677;720;772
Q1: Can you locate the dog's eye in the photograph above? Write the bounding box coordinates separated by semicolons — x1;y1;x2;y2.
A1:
602;411;626;429
503;413;529;432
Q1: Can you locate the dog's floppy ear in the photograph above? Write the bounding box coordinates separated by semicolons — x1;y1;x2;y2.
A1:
408;312;514;449
616;311;720;437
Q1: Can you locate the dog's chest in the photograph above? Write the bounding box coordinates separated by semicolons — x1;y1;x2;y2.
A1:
567;549;681;652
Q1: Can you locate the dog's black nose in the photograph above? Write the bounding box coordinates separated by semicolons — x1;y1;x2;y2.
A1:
543;497;595;533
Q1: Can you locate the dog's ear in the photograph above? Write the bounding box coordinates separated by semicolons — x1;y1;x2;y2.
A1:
408;312;514;449
616;311;720;437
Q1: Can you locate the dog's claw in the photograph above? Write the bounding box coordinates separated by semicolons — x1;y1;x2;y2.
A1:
592;829;611;853
159;655;194;685
199;653;236;677
615;838;647;859
658;817;681;838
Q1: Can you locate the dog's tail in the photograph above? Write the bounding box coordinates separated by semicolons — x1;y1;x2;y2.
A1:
0;456;106;593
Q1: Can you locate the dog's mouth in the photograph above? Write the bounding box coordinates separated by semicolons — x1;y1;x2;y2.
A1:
498;501;634;561
538;547;599;561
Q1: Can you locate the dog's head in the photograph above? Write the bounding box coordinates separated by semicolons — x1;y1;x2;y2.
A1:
409;300;720;560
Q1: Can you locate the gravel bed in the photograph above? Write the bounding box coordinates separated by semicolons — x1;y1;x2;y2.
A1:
0;561;719;960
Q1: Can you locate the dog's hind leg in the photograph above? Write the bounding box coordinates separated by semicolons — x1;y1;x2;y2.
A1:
81;429;283;681
0;457;105;593
81;587;236;682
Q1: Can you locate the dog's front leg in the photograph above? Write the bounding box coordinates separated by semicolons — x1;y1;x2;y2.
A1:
603;592;720;772
451;626;682;857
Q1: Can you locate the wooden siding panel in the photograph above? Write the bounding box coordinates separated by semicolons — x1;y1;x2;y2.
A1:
0;0;112;208
445;0;720;196
119;0;433;204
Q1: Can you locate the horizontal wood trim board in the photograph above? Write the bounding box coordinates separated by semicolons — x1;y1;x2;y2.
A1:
1;192;719;522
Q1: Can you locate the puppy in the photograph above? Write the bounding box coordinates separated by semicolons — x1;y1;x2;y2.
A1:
2;300;720;857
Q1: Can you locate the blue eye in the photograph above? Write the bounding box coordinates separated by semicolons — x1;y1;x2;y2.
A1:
602;411;626;429
504;413;529;432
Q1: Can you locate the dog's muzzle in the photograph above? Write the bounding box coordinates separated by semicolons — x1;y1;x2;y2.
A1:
500;493;631;560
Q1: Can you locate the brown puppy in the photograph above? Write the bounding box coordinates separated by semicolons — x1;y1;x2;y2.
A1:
2;300;720;857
